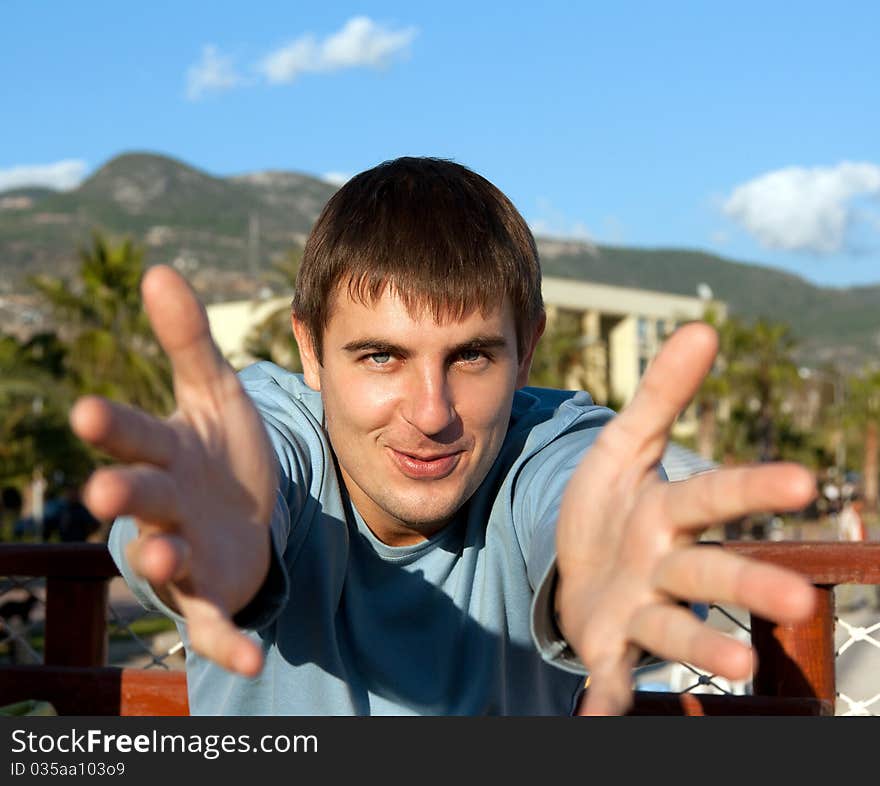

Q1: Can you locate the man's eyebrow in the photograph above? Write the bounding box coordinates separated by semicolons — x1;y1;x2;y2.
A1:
341;335;510;356
342;339;409;356
450;335;509;354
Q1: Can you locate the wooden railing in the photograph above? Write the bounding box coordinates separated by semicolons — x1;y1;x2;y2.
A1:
0;543;188;716
1;542;878;716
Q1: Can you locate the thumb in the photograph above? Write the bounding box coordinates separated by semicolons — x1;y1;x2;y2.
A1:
176;592;264;678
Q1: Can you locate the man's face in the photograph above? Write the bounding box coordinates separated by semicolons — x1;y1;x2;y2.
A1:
294;287;539;546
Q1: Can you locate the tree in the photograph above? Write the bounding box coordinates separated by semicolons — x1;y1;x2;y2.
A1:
697;315;805;464
693;307;729;461
528;310;584;389
0;331;93;489
29;232;173;414
242;249;303;372
844;368;880;511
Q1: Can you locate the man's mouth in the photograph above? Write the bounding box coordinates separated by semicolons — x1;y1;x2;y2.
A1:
387;448;462;479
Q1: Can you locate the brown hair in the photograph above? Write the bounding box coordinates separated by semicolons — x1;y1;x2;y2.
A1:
292;156;543;362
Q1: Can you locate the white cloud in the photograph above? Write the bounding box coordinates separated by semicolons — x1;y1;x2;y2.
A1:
0;159;88;192
322;172;351;186
529;217;594;242
186;45;244;100
529;197;597;246
258;16;417;84
723;162;880;254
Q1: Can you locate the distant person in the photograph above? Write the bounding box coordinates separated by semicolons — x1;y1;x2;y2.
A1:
823;479;841;517
838;494;866;543
0;486;23;541
71;156;817;716
2;485;36;541
837;493;872;610
40;490;67;542
42;485;101;543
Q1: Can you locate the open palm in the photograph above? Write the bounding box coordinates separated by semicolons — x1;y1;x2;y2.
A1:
71;265;278;676
554;322;817;715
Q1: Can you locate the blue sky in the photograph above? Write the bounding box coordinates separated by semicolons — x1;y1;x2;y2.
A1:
3;1;878;287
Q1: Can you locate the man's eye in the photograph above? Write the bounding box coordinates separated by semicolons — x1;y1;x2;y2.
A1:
367;352;392;365
458;349;486;363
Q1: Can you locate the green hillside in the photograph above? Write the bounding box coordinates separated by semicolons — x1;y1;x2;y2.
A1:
0;186;56;202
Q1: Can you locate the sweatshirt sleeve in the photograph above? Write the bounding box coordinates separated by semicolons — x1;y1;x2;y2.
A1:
514;426;601;674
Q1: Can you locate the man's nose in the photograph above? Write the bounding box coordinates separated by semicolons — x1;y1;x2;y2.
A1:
403;369;457;436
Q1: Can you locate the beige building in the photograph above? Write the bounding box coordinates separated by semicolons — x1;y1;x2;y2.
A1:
206;295;293;370
540;277;725;407
206;276;726;436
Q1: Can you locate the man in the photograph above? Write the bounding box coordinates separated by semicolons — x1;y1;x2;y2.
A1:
41;484;101;542
838;493;866;543
71;157;816;715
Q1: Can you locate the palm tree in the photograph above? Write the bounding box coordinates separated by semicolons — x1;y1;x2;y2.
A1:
528;310;584;390
702;315;804;464
0;333;51;480
29;232;173;414
0;332;93;489
844;368;880;511
693;307;729;461
739;318;802;462
243;249;303;372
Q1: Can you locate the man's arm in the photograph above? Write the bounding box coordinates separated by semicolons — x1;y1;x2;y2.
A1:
70;264;279;677
551;322;816;715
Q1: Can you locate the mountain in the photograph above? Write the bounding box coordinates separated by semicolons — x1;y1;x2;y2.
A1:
0;151;878;369
0;186;57;203
0;151;337;301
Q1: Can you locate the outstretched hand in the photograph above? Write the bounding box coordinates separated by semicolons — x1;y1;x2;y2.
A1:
70;265;278;677
554;322;817;715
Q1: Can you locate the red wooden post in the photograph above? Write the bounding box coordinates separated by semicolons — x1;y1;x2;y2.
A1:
0;544;118;668
750;585;836;709
44;576;109;667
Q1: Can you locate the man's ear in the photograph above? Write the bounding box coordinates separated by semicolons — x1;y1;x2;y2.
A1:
516;313;546;388
292;316;321;391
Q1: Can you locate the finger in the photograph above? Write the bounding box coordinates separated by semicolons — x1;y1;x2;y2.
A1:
657;463;816;531
578;650;640;716
126;533;191;586
654;546;816;624
70;395;178;467
178;594;264;677
597;322;718;466
140;264;237;394
629;602;754;681
82;465;181;523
